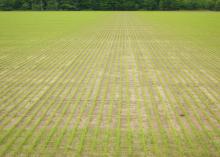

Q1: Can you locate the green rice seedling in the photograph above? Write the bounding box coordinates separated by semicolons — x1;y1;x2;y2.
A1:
0;11;219;157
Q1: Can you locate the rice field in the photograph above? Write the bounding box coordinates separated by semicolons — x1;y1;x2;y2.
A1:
0;11;219;157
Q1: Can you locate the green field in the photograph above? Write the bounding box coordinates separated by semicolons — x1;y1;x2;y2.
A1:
0;12;219;157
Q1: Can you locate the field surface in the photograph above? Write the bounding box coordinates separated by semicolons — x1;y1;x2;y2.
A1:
0;12;220;157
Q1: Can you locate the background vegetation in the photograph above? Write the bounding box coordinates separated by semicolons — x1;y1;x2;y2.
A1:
0;0;220;11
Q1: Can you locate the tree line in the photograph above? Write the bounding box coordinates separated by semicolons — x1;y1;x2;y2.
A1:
0;0;220;11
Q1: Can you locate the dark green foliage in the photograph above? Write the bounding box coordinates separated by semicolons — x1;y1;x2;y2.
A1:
46;0;58;10
59;0;77;10
0;0;219;10
143;0;158;10
216;0;220;10
0;0;14;10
